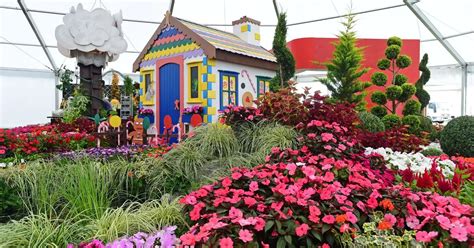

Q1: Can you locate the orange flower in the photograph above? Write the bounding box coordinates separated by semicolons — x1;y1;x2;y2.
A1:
378;220;392;230
379;199;395;211
335;214;347;223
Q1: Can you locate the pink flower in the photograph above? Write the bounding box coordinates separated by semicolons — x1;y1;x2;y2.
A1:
337;144;346;151
219;237;233;248
367;196;378;209
295;223;310;237
324;145;332;150
322;243;330;248
416;231;438;243
286;163;297;175
340;224;350;233
229;207;243;220
322;215;335;224
231;172;242;180
345;212;357;224
183;195;197;205
321;132;334;142
307;133;316;139
323;172;335;182
190;205;202;221
406;215;420;229
435;215;452;230
450;226;468;242
384;213;397;226
254;217;265;231
249;181;259;192
271;147;280;154
222;177;232;187
244;197;257;206
180;233;196;246
239;229;253;243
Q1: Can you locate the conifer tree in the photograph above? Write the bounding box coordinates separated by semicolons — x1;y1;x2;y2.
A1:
111;72;121;100
271;12;295;91
319;14;371;111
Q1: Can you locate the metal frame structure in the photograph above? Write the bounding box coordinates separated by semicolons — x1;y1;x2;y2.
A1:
404;0;469;115
0;0;472;115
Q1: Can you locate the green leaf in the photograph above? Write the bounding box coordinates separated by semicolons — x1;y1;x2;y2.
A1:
276;220;283;233
277;237;286;248
311;229;322;241
284;235;292;244
265;220;275;232
322;224;331;234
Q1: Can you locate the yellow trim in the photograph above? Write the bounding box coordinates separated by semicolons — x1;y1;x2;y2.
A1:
208;59;216;66
203;114;208;123
140;69;155;106
208;74;216;83
208;90;216;99
241;25;248;32
207;107;217;115
255;33;261;41
187;61;203;103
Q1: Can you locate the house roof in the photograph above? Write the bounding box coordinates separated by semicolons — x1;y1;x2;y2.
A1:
133;13;277;72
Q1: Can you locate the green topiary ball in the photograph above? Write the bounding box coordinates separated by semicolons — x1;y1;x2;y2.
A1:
386;85;403;101
440;116;474;157
402;115;421;133
382;114;401;129
418;116;435;133
385;45;401;60
387;36;403;47
371;91;387;105
403;99;421;116
398;83;417;102
371;106;387;118
358;112;385;133
371;72;388;86
377;58;391;70
394;74;408;86
396;55;412;68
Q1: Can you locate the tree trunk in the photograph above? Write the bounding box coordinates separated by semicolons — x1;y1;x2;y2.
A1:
79;63;104;116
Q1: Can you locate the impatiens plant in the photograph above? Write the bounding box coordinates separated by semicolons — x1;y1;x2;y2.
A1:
179;143;473;247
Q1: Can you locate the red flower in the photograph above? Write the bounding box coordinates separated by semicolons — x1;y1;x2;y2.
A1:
295;223;309;237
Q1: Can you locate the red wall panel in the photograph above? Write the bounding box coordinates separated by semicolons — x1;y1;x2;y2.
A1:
287;38;420;113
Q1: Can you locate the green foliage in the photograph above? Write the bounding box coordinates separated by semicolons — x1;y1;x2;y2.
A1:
398;83;417;102
440;116;474;157
318;14;370;110
402;115;421;133
370;36;417;116
371;72;388;86
88;196;186;242
421;147;443;157
56;67;74;100
187;123;238;158
385;45;400;60
382;114;401;129
271;12;295;90
377;59;391;70
394;74;407;86
370;91;387;105
396;55;412;68
402;99;421;116
0;177;23;222
63;90;89;123
387;36;402;47
415;54;431;109
358;112;385;133
123;75;134;96
371;105;387;118
385;85;402;101
459;180;474;206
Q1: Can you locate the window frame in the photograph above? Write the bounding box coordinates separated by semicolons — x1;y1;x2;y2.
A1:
256;76;271;97
219;70;239;109
187;62;203;103
140;69;155;106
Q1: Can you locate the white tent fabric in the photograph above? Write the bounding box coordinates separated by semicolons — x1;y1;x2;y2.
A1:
1;0;473;127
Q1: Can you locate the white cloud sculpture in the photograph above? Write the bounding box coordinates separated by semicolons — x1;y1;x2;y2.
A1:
55;3;127;67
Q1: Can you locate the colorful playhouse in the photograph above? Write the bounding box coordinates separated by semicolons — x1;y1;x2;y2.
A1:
133;13;277;135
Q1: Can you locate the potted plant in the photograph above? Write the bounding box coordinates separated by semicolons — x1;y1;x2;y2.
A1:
183;105;203;115
137;108;155;124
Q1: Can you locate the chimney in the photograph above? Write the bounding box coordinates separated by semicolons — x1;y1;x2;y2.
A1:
232;16;261;46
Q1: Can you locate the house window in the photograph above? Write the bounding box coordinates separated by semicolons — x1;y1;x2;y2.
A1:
220;71;239;109
187;62;202;103
141;70;154;105
256;76;271;97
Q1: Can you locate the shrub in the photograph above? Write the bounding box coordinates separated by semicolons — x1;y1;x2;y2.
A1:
385;86;402;101
387;36;402;46
395;55;412;68
402;99;421;116
370;91;387;105
187;123;238;158
421;148;443;157
382;114;401;129
377;59;391;70
371;106;387;118
371;72;388;86
394;74;407;85
358;112;385;133
440;116;474;157
385;45;400;59
0;177;23;222
402;115;421;133
398;83;416;102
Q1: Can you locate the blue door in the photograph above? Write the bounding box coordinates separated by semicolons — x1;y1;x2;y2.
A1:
159;63;180;142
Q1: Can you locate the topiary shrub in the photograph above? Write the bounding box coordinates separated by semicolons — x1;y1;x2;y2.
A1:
402;99;421;116
371;106;387;118
358;112;385;133
440;116;474;157
402;115;421;134
421;147;443;157
382;114;401;129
